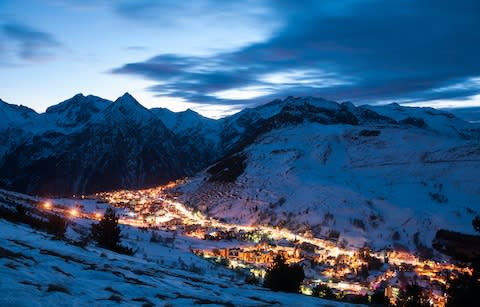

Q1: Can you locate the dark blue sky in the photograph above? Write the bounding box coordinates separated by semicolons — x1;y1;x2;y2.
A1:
1;0;479;117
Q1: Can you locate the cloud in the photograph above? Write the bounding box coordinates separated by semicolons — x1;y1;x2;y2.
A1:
48;0;110;10
126;46;148;51
2;23;62;61
115;0;273;26
113;0;280;56
112;0;480;111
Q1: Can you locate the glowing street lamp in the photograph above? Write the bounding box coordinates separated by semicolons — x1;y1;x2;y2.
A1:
94;212;102;219
70;208;79;217
43;202;52;209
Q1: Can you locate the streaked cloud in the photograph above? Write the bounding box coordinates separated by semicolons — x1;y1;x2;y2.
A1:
1;0;480;117
111;0;480;114
2;23;61;61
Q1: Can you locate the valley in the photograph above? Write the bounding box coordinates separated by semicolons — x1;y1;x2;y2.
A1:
2;2;479;305
1;181;473;306
1;95;479;306
97;185;476;307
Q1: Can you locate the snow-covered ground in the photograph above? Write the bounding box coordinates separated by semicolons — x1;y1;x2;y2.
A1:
177;120;480;252
0;197;353;306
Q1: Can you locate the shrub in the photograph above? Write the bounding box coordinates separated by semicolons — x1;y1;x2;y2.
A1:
358;247;383;271
359;129;381;136
447;271;480;306
312;283;335;299
357;264;369;280
338;238;348;249
473;216;480;233
263;254;304;293
392;231;401;241
16;204;27;216
207;154;247;183
47;283;71;294
429;192;448;203
0;205;67;239
150;231;161;243
47;214;67;238
115;245;135;255
351;218;365;230
327;230;340;241
399;117;426;128
371;289;389;305
396;283;429;307
324;212;334;222
245;274;259;285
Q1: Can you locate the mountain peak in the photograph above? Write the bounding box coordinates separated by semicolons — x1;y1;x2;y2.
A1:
180;108;203;118
114;92;144;107
46;93;110;114
73;93;85;99
0;98;37;115
107;92;152;122
43;94;111;129
117;92;136;101
183;108;196;114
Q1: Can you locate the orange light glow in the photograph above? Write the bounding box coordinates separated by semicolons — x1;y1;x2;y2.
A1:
70;208;78;217
94;212;102;219
43;202;52;209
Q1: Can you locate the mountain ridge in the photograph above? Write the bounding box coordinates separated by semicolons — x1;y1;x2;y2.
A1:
174;120;480;252
0;93;478;196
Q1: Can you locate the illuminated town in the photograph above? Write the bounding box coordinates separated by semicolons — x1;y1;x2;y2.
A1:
1;183;472;307
88;184;476;306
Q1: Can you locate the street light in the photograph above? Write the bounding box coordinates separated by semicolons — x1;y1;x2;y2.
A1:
70;208;78;217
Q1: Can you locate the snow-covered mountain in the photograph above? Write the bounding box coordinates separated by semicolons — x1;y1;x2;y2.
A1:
43;93;111;129
0;98;38;130
2;95;478;305
173;97;480;253
151;107;223;164
1;93;479;216
0;93;220;195
446;106;480;124
0;99;39;159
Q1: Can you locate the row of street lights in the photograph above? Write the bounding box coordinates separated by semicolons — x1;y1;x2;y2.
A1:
41;201;102;219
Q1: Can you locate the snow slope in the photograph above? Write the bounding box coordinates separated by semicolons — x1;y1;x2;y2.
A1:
444;106;480;124
42;94;111;132
365;103;479;138
0;198;352;306
176;107;480;252
0;99;39;159
0;98;38;130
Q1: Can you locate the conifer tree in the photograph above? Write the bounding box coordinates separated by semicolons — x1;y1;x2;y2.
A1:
91;207;121;250
263;254;304;293
473;216;480;232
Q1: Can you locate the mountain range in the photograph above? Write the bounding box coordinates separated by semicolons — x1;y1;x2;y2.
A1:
0;93;479;200
1;93;480;251
172;98;480;251
0;93;218;195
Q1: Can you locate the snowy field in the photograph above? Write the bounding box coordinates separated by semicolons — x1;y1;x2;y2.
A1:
0;201;354;306
178;112;480;252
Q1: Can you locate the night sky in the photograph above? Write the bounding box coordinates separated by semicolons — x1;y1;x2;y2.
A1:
1;0;479;118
